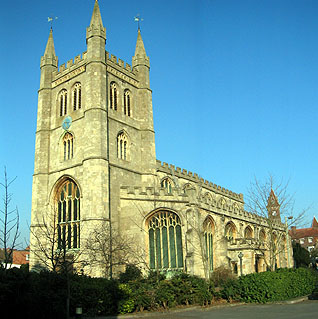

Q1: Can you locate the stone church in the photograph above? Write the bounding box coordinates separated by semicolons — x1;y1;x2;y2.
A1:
30;1;292;277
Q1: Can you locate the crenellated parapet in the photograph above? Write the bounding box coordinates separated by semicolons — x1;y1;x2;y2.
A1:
106;51;139;87
120;185;188;202
52;52;87;87
156;160;244;202
119;184;280;228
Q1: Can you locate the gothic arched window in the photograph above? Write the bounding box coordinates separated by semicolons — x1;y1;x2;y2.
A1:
259;229;266;242
161;178;172;194
244;226;253;239
124;90;131;116
148;210;184;270
203;218;214;272
59;90;68;116
117;132;128;160
110;82;118;111
63;132;74;160
73;83;81;111
57;180;80;250
225;222;236;241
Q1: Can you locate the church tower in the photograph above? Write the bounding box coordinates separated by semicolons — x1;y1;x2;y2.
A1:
30;1;156;275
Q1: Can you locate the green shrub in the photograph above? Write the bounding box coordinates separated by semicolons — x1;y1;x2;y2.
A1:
236;268;316;303
119;264;142;283
211;266;236;287
118;283;135;314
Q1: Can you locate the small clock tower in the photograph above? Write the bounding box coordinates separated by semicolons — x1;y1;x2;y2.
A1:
267;189;281;221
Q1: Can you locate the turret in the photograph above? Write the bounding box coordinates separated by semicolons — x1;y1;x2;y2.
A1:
86;0;106;62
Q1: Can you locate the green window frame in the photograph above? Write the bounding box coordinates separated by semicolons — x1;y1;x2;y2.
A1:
148;211;184;270
57;180;80;250
204;218;214;272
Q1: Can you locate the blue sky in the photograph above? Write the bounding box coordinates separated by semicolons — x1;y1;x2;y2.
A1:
1;0;317;244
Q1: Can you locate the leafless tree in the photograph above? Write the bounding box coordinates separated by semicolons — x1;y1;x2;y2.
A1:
83;222;145;278
30;205;82;319
30;206;81;273
246;175;306;271
0;168;20;269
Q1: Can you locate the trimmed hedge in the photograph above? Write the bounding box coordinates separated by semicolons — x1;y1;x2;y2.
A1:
223;268;317;303
0;266;317;317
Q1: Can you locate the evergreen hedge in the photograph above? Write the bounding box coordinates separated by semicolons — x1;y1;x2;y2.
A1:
0;266;317;318
222;268;317;303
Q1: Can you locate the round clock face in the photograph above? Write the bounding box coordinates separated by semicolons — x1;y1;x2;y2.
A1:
62;116;72;130
272;211;277;216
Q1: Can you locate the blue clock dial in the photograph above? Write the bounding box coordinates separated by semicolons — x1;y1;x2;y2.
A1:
62;116;72;130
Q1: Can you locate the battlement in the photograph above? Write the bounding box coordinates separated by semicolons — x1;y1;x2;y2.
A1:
106;51;137;76
53;51;87;77
156;160;244;202
120;186;188;199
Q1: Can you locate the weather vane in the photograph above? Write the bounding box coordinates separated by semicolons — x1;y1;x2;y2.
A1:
134;14;143;30
48;16;58;30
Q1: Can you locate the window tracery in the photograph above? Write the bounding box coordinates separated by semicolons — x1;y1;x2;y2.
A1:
203;218;214;272
161;178;172;194
148;210;184;270
57;179;80;250
63;132;74;160
225;222;236;241
244;226;253;239
117;132;128;160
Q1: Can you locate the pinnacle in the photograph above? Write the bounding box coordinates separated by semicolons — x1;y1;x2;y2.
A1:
89;0;104;29
44;28;56;58
134;29;147;58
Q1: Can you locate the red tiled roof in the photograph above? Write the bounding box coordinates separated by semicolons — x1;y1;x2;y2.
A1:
289;217;318;239
290;228;318;239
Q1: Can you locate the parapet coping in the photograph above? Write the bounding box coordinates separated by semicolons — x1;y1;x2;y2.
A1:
51;50;138;82
53;51;87;79
119;186;284;228
156;160;244;202
106;51;137;77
